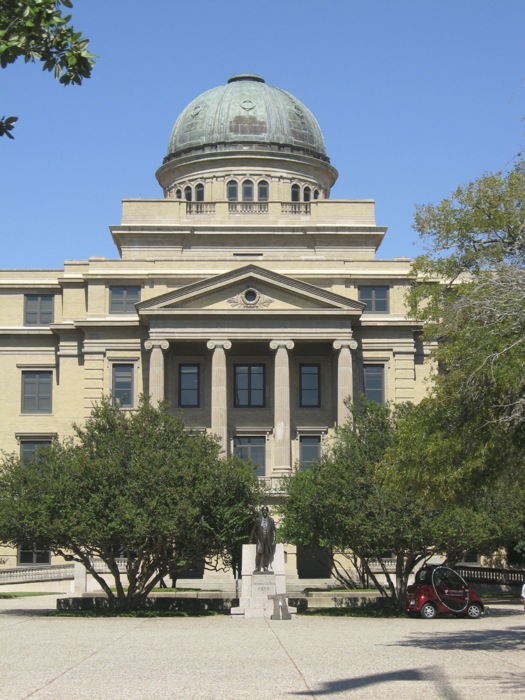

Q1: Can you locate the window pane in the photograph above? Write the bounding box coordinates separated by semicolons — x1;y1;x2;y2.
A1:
234;365;265;407
299;436;321;470
358;286;389;313
195;184;204;201
110;286;141;314
242;180;254;201
35;550;51;565
184;186;192;201
258;180;269;201
25;294;54;325
373;287;389;312
113;364;133;407
304;187;311;202
227;180;238;201
234;436;265;477
364;365;384;403
291;184;300;202
179;364;199;407
22;372;52;413
300;365;320;407
20;440;51;461
19;549;35;565
19;547;50;566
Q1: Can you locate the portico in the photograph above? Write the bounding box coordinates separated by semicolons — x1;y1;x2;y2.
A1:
139;264;362;475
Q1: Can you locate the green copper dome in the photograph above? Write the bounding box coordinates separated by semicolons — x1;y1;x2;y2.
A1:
164;74;329;163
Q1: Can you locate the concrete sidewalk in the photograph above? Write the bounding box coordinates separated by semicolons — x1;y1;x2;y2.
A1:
1;595;525;699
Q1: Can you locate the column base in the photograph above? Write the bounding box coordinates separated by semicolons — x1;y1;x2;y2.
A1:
270;467;293;479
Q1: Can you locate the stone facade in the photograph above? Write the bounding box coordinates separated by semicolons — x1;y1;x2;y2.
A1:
0;74;432;575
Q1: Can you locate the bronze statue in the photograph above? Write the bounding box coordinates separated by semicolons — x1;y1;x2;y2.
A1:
251;505;276;572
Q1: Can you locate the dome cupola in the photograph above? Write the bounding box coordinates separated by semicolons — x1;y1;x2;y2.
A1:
165;74;328;161
156;75;338;200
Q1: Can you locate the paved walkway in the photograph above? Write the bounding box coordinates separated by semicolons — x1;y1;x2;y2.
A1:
1;595;525;699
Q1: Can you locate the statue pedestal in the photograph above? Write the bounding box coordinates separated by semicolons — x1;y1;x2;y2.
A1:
231;544;296;619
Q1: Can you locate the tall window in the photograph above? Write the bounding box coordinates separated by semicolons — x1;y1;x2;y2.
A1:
300;364;320;407
112;364;134;408
303;186;311;202
234;365;265;407
291;184;300;202
258;180;269;201
184;185;192;201
242;180;254;202
24;294;54;325
364;365;385;403
175;188;182;199
21;371;52;413
195;183;204;201
299;436;321;471
179;364;199;407
234;436;265;477
358;286;389;313
227;180;238;201
109;286;140;314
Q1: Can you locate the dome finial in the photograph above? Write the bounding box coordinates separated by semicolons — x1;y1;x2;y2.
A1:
228;73;265;83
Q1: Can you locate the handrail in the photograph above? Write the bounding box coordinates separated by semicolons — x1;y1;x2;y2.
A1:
0;558;128;584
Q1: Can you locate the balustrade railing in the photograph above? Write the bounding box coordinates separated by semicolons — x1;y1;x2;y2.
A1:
0;564;74;584
0;558;128;584
368;558;397;572
281;203;311;215
228;202;268;214
186;203;216;215
258;476;287;495
456;565;525;585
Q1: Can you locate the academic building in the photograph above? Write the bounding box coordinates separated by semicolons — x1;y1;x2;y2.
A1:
0;74;431;581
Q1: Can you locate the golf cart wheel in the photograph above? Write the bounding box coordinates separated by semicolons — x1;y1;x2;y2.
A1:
466;602;482;619
420;602;437;619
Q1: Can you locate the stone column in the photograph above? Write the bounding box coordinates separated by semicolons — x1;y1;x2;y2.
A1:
207;339;231;454
270;340;294;475
73;560;87;594
144;339;169;406
333;338;358;425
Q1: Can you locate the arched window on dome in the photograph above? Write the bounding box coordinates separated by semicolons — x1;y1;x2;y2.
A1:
175;188;182;200
291;184;300;202
184;186;192;202
304;187;311;202
258;180;269;202
242;180;254;202
313;189;319;200
195;183;204;202
227;180;238;201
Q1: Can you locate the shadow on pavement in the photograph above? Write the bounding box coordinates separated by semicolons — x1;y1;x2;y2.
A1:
394;625;525;652
290;666;462;699
0;607;55;616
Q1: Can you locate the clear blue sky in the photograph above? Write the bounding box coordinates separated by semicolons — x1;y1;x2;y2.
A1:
1;0;524;269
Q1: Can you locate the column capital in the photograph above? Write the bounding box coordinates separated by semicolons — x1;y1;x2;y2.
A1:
333;339;358;351
144;339;169;352
207;339;232;351
269;340;295;351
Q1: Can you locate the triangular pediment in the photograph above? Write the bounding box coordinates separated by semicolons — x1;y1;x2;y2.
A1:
137;265;364;315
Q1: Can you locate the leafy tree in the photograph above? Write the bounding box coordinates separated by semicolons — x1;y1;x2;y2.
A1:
280;399;524;607
0;0;95;138
0;398;261;610
411;159;525;281
280;400;424;605
406;159;525;487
